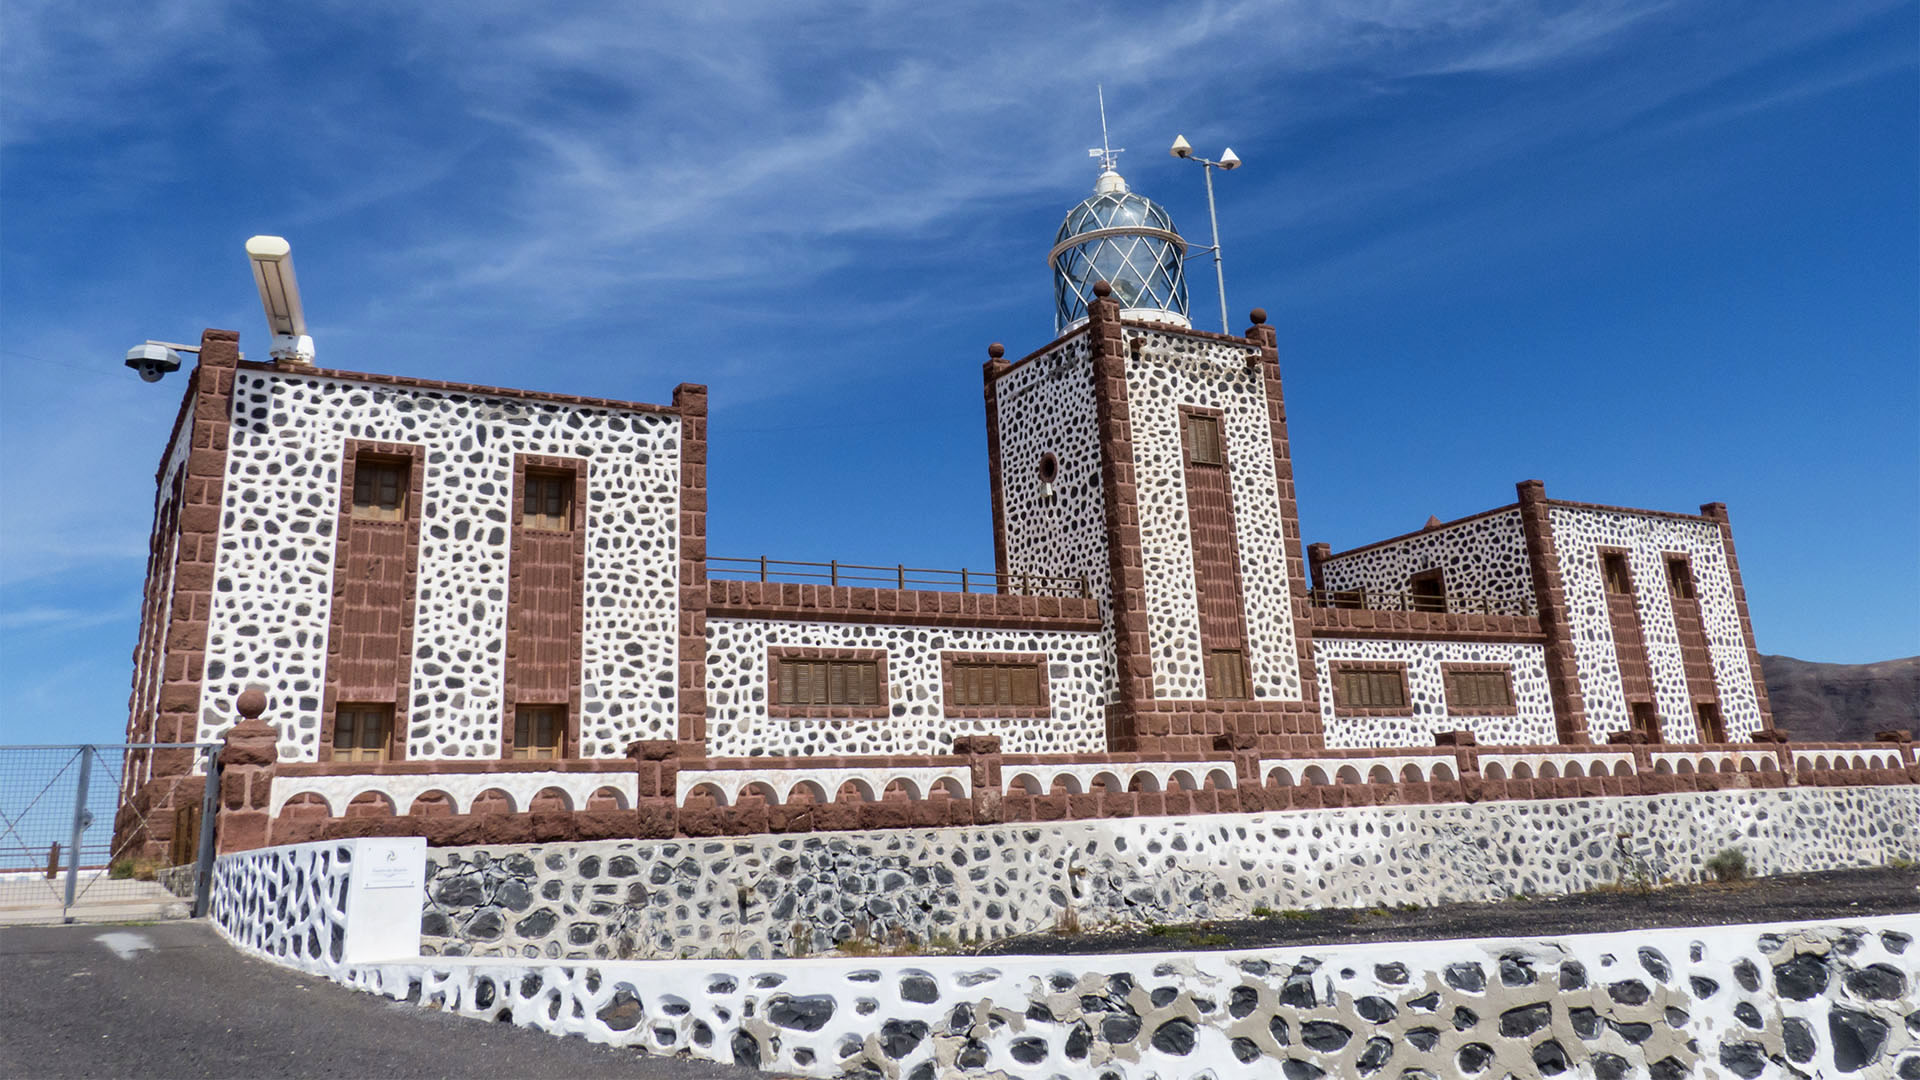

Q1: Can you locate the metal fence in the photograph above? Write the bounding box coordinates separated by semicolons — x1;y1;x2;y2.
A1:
709;556;1091;598
0;743;220;925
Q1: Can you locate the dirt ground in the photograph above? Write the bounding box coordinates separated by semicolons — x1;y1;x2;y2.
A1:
978;866;1920;957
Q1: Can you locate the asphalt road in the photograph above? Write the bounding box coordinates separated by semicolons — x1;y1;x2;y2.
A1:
0;921;773;1079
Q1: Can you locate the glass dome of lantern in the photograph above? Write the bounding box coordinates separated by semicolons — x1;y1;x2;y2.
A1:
1049;165;1191;333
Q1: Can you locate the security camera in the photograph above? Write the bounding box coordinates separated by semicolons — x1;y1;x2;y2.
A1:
124;342;184;383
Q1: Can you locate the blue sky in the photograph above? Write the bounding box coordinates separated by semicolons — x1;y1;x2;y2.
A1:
2;0;1915;745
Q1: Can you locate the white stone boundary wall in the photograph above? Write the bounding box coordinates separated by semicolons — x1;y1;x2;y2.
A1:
1312;638;1556;748
417;785;1918;965
210;836;426;976
200;370;683;761
1317;508;1537;615
267;771;638;817
225;878;1920;1079
1549;506;1764;744
703;617;1108;758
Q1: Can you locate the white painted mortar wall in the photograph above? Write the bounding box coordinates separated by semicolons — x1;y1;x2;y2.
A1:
1123;327;1302;702
1312;637;1557;747
1317;507;1537;615
1549;506;1765;744
199;370;683;760
703;617;1108;757
213;844;1920;1080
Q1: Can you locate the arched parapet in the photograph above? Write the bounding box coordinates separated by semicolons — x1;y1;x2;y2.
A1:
999;761;1241;797
268;769;640;819
1257;755;1450;788
680;766;972;808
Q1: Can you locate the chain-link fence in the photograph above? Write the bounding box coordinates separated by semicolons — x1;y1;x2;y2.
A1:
0;743;220;925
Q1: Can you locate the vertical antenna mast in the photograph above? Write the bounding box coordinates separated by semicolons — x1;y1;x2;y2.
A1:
1089;85;1124;173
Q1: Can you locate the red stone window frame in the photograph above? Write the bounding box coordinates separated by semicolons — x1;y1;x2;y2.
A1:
1329;661;1412;716
940;651;1050;718
502;453;589;760
767;647;890;719
1441;663;1518;717
320;440;423;764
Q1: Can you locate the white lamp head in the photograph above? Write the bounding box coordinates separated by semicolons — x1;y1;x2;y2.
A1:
1170;135;1193;159
245;235;314;364
1219;147;1241;171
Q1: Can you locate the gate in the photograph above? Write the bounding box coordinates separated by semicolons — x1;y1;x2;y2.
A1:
0;743;221;925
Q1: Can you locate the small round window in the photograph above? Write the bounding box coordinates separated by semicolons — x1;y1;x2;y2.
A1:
1037;453;1059;484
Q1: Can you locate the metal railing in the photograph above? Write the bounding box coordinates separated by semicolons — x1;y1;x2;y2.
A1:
1307;587;1533;617
709;556;1091;598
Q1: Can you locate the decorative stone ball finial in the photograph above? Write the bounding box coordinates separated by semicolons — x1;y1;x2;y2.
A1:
1248;308;1268;325
1091;279;1113;298
236;686;269;720
987;343;1005;359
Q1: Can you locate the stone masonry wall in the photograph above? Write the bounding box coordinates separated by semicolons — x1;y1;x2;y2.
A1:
1551;506;1765;744
418;784;1918;964
1318;507;1537;615
253;903;1920;1079
199;368;682;760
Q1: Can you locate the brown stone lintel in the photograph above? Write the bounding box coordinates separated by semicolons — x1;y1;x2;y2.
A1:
706;581;1100;631
233;360;682;416
1319;503;1523;562
1308;608;1545;644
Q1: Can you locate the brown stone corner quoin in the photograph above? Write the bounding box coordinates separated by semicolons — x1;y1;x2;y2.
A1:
1699;501;1777;733
1515;478;1590;744
674;383;710;760
1246;308;1325;739
982;342;1013;579
122;329;243;860
1085;284;1153;750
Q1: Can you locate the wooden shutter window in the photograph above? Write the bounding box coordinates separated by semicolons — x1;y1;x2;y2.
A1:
351;458;408;522
1695;702;1724;743
949;662;1044;708
1666;556;1695;599
1184;413;1224;466
1205;650;1250;700
513;706;564;759
522;469;574;532
776;658;882;707
1336;668;1407;710
332;705;392;762
1445;669;1513;711
1602;552;1634;596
